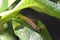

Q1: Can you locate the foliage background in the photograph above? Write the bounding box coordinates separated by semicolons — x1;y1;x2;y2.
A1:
0;0;60;40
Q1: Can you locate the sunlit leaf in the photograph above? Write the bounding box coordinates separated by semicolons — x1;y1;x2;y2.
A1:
0;0;8;12
1;0;60;25
0;0;16;12
0;0;2;8
8;0;16;7
12;0;60;18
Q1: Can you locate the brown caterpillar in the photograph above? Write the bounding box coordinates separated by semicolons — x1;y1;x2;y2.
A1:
17;15;42;31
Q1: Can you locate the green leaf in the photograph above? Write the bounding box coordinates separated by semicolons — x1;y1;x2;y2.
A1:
1;0;60;25
37;21;52;40
0;0;2;8
31;0;60;19
8;0;16;7
15;27;43;40
13;0;60;18
0;0;8;12
0;0;16;12
0;9;18;25
12;18;52;40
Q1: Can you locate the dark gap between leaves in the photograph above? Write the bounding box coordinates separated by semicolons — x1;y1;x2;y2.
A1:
20;8;60;40
7;20;19;40
50;0;58;3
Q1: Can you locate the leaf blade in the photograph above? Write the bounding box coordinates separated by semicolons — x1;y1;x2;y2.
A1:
12;18;52;40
